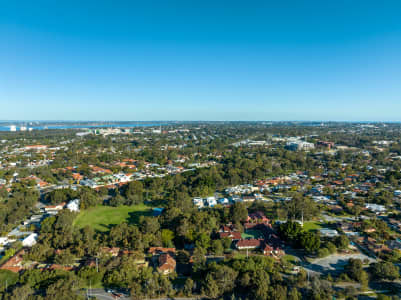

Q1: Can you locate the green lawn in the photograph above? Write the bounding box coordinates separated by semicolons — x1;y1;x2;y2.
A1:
302;221;323;232
233;253;248;259
242;229;264;239
281;254;298;264
73;204;152;232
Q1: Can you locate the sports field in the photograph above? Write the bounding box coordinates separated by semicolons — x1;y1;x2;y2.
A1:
241;229;264;239
73;204;152;232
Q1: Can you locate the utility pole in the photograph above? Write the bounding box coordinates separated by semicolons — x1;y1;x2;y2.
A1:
301;210;304;227
96;256;99;273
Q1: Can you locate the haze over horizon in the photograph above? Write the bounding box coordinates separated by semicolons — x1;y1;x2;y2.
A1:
1;1;401;121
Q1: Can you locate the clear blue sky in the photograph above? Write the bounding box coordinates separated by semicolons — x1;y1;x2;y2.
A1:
1;0;401;121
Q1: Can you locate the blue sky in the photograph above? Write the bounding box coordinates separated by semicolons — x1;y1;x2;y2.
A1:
1;0;401;121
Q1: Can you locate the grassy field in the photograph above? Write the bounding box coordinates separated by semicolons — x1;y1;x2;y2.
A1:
242;229;264;239
281;254;299;264
73;204;152;232
302;221;323;232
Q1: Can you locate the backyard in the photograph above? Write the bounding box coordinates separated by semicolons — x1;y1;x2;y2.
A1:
241;229;264;239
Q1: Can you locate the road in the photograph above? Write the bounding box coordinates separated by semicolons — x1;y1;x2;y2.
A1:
85;289;130;300
85;289;201;300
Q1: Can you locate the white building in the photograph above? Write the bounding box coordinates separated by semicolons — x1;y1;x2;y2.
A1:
22;233;38;247
80;179;98;188
66;199;80;212
319;228;339;237
365;203;386;213
286;141;315;151
114;173;131;183
206;196;217;207
218;198;229;205
193;197;204;208
0;237;16;247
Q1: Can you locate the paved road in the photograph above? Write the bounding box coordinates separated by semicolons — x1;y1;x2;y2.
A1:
85;289;201;300
85;289;130;300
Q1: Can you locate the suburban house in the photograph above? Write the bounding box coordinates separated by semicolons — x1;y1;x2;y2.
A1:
157;253;176;275
44;202;66;212
236;238;263;250
22;233;38;247
365;203;386;214
148;247;176;274
148;247;176;256
219;231;241;241
0;249;26;273
247;211;270;223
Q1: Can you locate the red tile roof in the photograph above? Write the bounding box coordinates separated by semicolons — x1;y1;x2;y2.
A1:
236;239;263;249
158;253;176;273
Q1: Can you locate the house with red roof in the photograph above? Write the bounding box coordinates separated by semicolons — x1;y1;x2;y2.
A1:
0;249;26;273
157;253;176;275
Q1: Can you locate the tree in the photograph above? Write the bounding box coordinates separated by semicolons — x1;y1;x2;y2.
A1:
371;262;400;281
54;249;75;265
161;229;175;247
203;264;238;298
203;273;219;298
4;284;33;300
299;232;320;253
195;232;211;250
130;281;145;300
78;266;104;286
0;270;18;293
109;193;125;207
253;269;270;300
183;278;194;296
285;193;318;220
288;287;301;300
140;216;160;234
335;235;350;249
125;181;143;205
278;221;303;242
222;237;232;250
45;276;84;300
269;284;287;300
79;188;101;208
192;247;206;268
211;239;224;255
230;202;248;224
344;258;368;285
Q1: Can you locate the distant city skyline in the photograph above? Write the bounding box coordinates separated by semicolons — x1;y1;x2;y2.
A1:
1;1;401;121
